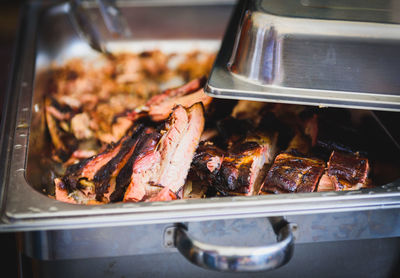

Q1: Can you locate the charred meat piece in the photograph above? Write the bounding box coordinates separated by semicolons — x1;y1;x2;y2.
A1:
217;141;269;195
146;77;206;106
190;142;225;185
191;131;277;196
128;77;212;122
111;128;160;202
45;97;78;162
192;142;225;176
214;116;255;149
123;103;205;202
261;152;325;194
319;150;369;191
55;125;144;204
286;132;312;155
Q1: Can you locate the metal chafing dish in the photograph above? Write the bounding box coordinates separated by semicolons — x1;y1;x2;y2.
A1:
0;0;399;277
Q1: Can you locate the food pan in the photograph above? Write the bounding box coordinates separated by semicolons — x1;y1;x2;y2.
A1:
1;0;400;275
206;0;400;111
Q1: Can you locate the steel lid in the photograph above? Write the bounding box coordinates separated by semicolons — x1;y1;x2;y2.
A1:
206;0;400;111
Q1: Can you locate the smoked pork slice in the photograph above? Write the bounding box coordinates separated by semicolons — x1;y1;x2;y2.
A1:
55;125;144;204
190;131;277;196
127;77;212;122
261;152;325;194
318;150;369;191
123;102;205;202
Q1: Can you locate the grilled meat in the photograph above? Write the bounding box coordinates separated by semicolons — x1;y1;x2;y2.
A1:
55;125;144;204
45;97;78;162
261;152;325;194
190;131;277;196
318;150;370;191
128;77;212;122
49;51;380;205
123;103;205;202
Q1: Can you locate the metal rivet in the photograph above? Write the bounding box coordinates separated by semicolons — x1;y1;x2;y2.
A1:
17;123;28;129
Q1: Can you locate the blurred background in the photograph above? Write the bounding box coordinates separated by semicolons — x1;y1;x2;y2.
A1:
0;1;23;277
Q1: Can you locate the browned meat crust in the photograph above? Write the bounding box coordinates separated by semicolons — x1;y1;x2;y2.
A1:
56;125;144;204
123;103;205;202
190;131;277;196
261;152;325;194
50;52;378;204
325;151;369;190
127;76;212;123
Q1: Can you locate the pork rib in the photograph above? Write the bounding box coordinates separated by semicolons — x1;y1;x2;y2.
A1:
190;131;277;196
317;150;369;191
261;152;325;194
127;77;212;122
55;125;144;204
123;102;205;202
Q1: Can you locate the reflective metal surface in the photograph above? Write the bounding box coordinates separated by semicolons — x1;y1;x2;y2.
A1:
172;218;295;272
69;0;109;54
206;0;400;111
17;209;400;261
18;238;400;278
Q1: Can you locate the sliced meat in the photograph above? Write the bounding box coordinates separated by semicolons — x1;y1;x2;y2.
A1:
45;97;78;162
127;77;212;122
148;88;211;122
71;112;93;140
145;187;178;202
190;131;277;196
324;150;369;190
123;130;162;202
316;174;336;192
286;132;312;155
54;178;76;204
192;142;225;175
123;103;205;202
146;76;206;106
261;152;325;194
216;134;274;196
56;125;144;204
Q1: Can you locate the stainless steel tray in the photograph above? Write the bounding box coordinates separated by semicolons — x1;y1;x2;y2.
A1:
206;0;400;111
0;0;399;241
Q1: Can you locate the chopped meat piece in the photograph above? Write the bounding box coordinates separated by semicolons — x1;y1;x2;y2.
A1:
190;142;225;182
111;116;133;142
123;130;162;202
200;129;218;142
54;178;76;204
286;132;311;155
127;77;212;122
55;125;144;204
190;131;277;196
231;100;267;125
145;187;178;202
324;150;369;190
304;114;318;147
71;113;93;140
123;103;205;202
45;97;78;162
317;174;336;192
261;152;325;194
146;77;206;106
112;128;160;202
148;88;211;122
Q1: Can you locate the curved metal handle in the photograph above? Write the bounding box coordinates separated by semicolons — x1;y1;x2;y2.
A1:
173;218;296;272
